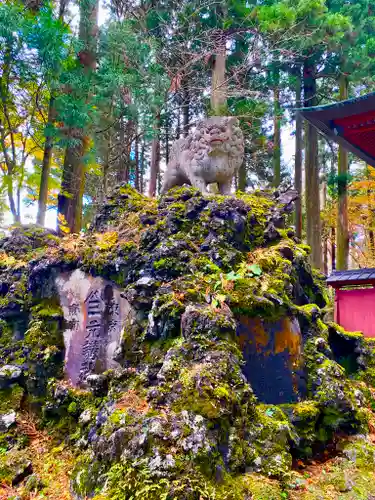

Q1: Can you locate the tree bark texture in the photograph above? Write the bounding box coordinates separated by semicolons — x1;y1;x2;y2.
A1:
331;227;336;271
37;0;68;225
135;131;140;192
116;117;126;184
58;0;98;233
294;70;303;239
273;69;281;188
303;59;322;270
59;134;88;233
182;85;190;137
0;47;21;223
140;140;145;194
148;115;160;197
176;111;180;140
336;75;349;270
165;114;170;165
369;230;375;261
238;163;246;191
322;180;328;275
37;97;55;225
211;42;227;114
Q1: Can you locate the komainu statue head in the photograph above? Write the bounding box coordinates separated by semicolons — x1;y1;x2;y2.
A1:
161;116;244;195
190;116;244;162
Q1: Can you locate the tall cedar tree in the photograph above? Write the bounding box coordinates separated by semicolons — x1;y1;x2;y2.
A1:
58;0;99;233
37;0;69;225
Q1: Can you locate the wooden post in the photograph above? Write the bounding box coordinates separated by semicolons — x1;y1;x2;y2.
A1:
336;75;349;270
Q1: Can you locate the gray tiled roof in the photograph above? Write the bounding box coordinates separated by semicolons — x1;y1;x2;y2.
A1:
327;268;375;285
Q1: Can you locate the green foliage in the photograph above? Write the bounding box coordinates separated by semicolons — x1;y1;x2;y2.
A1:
0;1;71;220
0;385;24;413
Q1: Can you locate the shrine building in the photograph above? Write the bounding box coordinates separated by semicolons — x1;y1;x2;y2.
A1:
301;92;375;337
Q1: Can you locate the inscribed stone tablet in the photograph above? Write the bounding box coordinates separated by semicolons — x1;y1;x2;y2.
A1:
237;316;306;404
56;269;132;386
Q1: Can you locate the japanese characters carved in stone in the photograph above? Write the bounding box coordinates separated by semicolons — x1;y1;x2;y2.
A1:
56;270;134;386
161;116;244;195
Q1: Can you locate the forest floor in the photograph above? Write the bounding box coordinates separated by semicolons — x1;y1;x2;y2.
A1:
0;413;74;500
287;434;375;500
3;429;375;500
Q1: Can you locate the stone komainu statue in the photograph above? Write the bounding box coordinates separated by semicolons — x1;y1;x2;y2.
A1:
161;116;244;195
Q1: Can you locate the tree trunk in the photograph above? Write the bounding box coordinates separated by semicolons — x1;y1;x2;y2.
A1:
369;230;375;261
57;0;98;233
238;163;246;192
331;227;336;270
323;231;328;275
273;69;281;188
37;97;55;225
165;114;170;165
176;110;180;140
37;0;68;226
148;114;160;197
336;75;349;270
58;133;88;233
140;140;145;194
102;127;112;198
5;175;19;223
322;181;328;275
294;69;303;239
303;59;321;270
116;117;126;183
126;119;135;182
135;131;140;191
182;86;190;137
211;41;227;115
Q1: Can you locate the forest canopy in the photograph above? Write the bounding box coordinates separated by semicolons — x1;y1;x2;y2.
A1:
0;0;374;272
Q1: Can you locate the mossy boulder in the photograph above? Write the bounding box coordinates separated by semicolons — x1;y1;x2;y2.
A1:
0;185;374;499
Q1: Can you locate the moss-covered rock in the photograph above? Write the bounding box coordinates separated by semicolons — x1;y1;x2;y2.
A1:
2;185;375;498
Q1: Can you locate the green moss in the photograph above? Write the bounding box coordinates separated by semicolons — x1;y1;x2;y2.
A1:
190;255;221;274
89;457;286;500
4;186;375;500
0;384;24;413
153;256;189;276
32;300;63;318
0;448;31;484
108;409;127;427
286;439;375;499
297;303;321;319
0;319;13;349
292;401;320;420
281;401;321;457
153;258;167;270
161;185;201;200
68;401;78;415
24;318;64;355
119;241;137;252
172;364;238;419
72;454;105;498
329;322;364;340
237;473;285;499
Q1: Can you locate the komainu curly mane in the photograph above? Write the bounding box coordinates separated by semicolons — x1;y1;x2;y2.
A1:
161;116;244;195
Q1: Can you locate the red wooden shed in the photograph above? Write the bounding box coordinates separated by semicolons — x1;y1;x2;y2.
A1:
327;269;375;337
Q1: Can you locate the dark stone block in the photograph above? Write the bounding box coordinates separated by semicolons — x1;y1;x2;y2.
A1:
237;316;306;404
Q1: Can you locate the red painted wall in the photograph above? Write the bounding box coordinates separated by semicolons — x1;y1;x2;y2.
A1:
335;288;375;337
